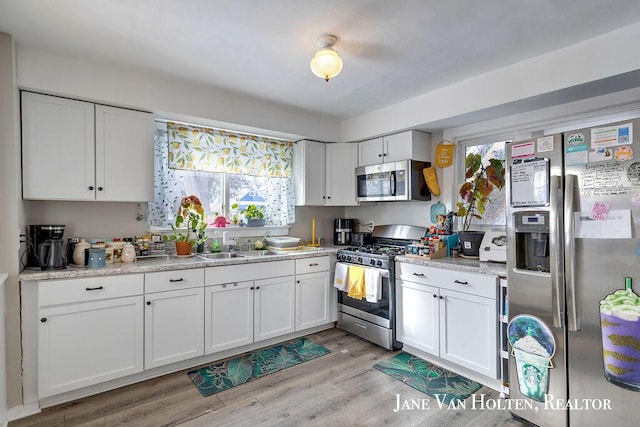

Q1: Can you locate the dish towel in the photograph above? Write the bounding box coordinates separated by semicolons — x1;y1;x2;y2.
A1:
333;262;349;291
364;268;382;302
347;265;365;300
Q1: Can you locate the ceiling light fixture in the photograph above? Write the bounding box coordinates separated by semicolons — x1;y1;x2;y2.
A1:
310;34;343;82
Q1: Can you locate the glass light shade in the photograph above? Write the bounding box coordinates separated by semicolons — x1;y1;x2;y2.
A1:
310;48;343;81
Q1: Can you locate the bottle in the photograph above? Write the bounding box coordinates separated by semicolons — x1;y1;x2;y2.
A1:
121;242;136;263
73;239;91;266
211;230;221;253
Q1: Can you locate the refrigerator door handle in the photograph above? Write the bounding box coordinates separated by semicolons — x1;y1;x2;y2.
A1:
565;174;579;332
549;174;563;328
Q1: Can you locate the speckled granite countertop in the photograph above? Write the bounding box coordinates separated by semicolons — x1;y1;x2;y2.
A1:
20;248;507;281
19;247;340;281
395;255;507;277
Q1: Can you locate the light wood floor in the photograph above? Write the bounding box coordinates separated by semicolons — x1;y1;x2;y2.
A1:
10;328;525;427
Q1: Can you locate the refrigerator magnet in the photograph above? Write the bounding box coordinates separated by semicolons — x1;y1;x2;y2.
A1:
614;146;633;162
628;162;640;182
537;136;554;152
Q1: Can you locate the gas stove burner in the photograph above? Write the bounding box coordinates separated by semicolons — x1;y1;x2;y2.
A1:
340;244;407;256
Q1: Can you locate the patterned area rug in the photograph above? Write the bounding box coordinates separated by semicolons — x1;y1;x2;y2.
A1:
373;352;482;405
188;337;331;397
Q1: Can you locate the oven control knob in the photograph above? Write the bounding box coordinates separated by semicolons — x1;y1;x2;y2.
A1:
357;257;363;263
347;255;352;261
377;260;383;267
370;259;376;266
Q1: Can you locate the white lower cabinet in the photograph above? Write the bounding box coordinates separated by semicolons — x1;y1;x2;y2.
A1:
144;287;205;369
205;276;296;354
296;271;331;331
205;281;254;354
39;294;144;398
439;288;497;378
254;276;296;341
396;262;498;379
397;279;439;355
29;257;336;401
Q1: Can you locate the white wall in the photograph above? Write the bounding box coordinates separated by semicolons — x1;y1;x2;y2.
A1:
17;47;341;143
345;201;434;229
26;201;149;240
0;32;25;412
341;21;640;141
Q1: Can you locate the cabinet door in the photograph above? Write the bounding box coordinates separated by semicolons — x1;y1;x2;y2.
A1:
295;271;330;330
38;296;143;397
22;92;95;200
205;281;253;354
397;279;440;356
439;288;498;378
358;137;384;166
384;132;414;163
144;288;204;369
95;105;154;201
293;140;325;206
254;276;295;341
325;143;358;206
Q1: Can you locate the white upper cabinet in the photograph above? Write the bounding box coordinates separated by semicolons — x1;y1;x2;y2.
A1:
21;92;154;202
22;93;95;201
95;105;154;201
294;140;325;206
325;143;358;206
358;130;431;167
294;140;358;206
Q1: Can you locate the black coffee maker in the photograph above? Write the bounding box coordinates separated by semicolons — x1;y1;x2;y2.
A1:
28;224;67;270
333;218;354;245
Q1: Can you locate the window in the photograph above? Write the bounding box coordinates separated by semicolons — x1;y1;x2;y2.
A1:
456;139;508;227
148;122;295;228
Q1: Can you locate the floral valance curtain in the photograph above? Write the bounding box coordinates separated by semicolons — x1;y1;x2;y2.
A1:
167;122;293;177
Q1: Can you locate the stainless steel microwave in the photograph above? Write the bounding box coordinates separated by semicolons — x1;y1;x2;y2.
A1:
356;160;431;202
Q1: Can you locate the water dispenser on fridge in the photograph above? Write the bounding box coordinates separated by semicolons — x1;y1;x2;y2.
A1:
513;212;550;273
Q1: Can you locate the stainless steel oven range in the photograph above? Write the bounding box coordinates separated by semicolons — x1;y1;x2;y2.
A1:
336;224;426;350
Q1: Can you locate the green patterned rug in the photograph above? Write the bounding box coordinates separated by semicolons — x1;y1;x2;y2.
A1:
373;352;482;405
188;337;331;397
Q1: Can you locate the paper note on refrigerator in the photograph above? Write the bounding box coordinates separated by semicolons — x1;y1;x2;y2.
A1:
574;209;632;238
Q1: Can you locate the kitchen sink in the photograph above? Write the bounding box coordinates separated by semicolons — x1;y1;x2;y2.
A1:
197;252;246;260
239;250;279;257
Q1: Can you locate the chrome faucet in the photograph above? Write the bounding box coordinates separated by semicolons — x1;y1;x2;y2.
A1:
222;231;236;250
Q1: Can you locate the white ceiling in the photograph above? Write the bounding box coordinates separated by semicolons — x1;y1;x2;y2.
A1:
2;0;640;121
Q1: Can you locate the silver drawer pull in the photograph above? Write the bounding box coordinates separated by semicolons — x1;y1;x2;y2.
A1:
309;263;319;266
169;278;184;283
85;286;104;291
412;272;425;277
354;320;368;329
454;280;469;285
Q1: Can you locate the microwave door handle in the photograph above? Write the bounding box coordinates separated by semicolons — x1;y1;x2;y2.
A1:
390;171;396;196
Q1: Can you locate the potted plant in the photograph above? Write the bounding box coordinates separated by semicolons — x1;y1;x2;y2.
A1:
243;204;266;227
164;195;209;255
455;153;505;257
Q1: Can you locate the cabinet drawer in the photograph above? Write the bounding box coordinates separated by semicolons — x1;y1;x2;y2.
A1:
437;270;497;299
396;262;497;299
295;256;330;275
396;262;442;285
39;274;144;306
145;268;204;293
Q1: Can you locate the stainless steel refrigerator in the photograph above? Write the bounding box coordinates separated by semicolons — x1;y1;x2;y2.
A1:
506;119;640;427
